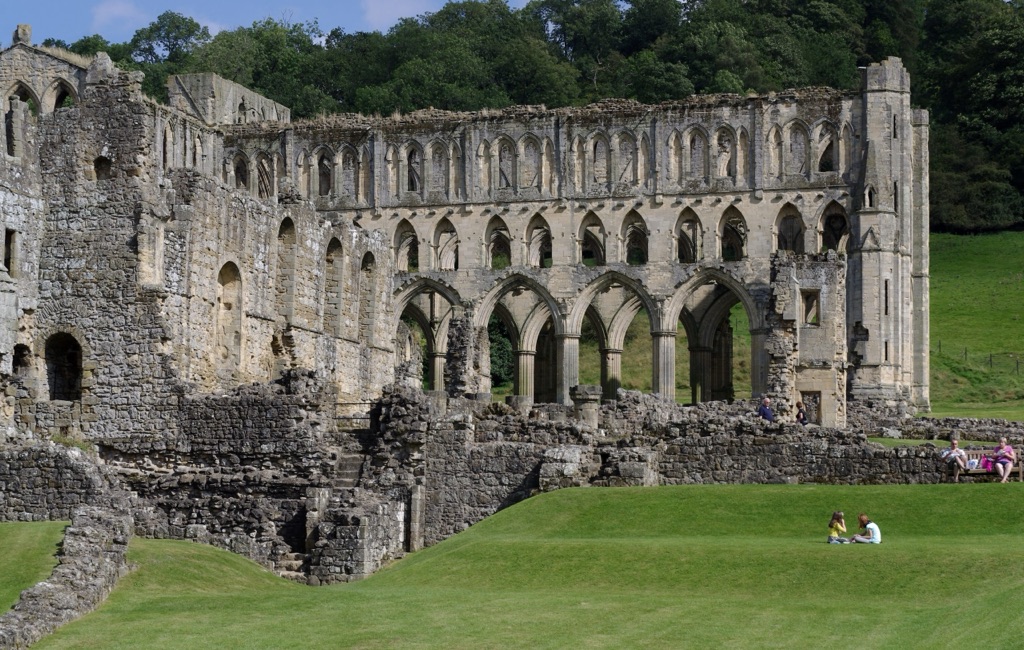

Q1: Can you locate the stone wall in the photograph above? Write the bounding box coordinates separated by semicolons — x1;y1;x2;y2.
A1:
0;505;132;650
0;442;132;649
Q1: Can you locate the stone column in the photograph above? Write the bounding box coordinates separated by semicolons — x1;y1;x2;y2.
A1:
430;351;446;392
601;347;622;400
651;330;676;399
516;350;535;397
555;333;580;405
750;329;769;399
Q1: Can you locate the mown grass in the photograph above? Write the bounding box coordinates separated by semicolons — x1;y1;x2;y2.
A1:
0;521;67;611
35;484;1024;649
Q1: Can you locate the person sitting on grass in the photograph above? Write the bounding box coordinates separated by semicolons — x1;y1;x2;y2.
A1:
991;437;1016;483
849;513;881;544
940;439;967;482
827;511;848;544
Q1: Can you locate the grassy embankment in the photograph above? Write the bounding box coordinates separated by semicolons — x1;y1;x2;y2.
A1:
928;232;1024;419
31;484;1024;649
0;521;67;610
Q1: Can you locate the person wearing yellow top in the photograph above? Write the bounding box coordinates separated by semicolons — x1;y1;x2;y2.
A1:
827;511;848;544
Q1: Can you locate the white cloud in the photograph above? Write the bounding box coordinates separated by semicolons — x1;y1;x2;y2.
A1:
360;0;436;31
90;0;148;36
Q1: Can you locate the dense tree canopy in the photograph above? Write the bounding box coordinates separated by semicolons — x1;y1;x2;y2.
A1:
40;0;1024;232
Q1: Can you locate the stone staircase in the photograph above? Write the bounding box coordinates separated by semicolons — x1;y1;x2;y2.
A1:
275;551;310;583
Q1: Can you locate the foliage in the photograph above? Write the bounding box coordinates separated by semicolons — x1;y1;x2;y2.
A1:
48;0;1024;230
35;485;1024;648
487;315;515;389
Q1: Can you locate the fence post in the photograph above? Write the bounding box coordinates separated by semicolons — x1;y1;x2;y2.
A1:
989;353;993;368
963;347;967;361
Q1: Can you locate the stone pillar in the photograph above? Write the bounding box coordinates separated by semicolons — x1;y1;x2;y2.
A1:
408;484;425;552
555;333;580;405
430;351;446;391
750;329;769;399
601;347;622;400
651;330;676;400
570;384;602;428
515;349;535;398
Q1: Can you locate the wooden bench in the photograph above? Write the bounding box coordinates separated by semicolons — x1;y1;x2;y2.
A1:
945;448;1023;482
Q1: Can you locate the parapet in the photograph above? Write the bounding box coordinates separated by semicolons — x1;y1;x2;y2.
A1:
862;56;910;93
167;72;291;127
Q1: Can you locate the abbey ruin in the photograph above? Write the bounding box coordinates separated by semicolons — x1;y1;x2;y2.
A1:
0;23;945;628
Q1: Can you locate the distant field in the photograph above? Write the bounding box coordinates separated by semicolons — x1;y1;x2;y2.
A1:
0;521;67;611
35;484;1024;649
929;232;1024;419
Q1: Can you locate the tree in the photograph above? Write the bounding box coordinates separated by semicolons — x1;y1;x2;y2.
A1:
129;11;210;65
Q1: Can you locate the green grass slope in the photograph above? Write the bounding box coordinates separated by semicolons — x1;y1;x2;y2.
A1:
0;521;67;611
929;232;1024;418
38;485;1024;649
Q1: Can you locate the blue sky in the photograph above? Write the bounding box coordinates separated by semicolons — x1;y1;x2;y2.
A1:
9;0;530;47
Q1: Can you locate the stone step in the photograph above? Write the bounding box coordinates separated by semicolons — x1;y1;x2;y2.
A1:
277;569;308;584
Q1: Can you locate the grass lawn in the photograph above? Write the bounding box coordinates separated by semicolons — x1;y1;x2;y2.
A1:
0;521;67;611
35;484;1024;649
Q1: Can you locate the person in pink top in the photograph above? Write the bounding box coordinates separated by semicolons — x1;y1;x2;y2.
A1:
991;437;1016;483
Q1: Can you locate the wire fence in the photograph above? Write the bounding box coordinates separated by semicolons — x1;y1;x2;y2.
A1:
933;341;1023;375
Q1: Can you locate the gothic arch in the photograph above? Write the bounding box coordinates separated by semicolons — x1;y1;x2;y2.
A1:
736;128;750;185
819;201;851;252
295;149;311;197
667;130;684;184
485;216;512;270
775;203;805;254
256;152;274;199
360;146;373;201
434;218;459;271
620;210;648;266
313;147;334;196
662;267;764;334
543;138;557;195
719;207;747;261
394;219;419;272
496;136;517;190
393;277;463;323
785;120;811;177
476;140;492;196
526;214;553;269
675;208;703;263
5;82;40;114
615;131;638;185
684;126;710;183
840;123;855;176
324;238;344;336
232;153;250;191
815;121;839;173
385;145;400;198
215;262;243;380
567;271;659;335
275;218;297;323
589;132;611;189
340;145;358;198
43;78;77;112
567;136;582;191
578;212;606;267
713;125;736;180
404;142;424;194
427;140;449;196
519;134;542;189
473;273;562;333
